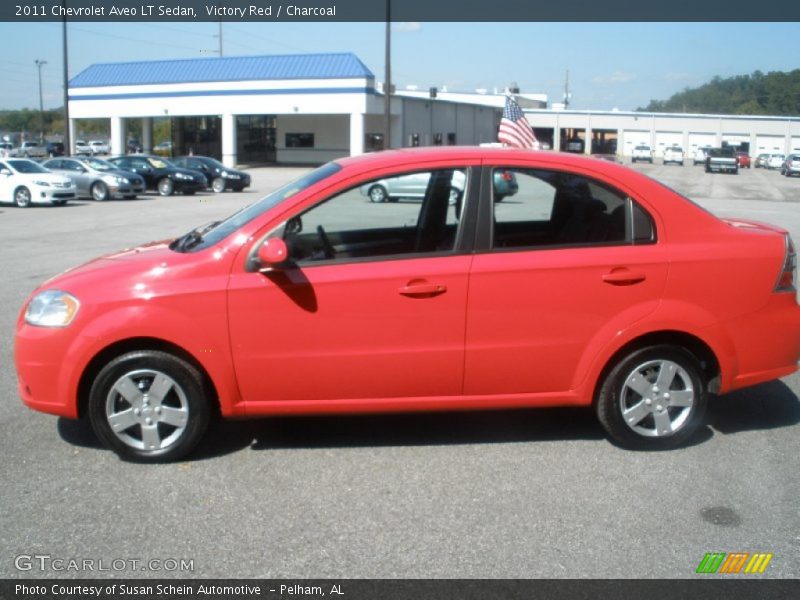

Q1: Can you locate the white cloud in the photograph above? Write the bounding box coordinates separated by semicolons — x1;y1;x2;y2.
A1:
592;71;637;85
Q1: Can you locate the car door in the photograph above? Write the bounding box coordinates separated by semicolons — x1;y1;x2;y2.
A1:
464;165;668;396
227;166;477;404
0;160;13;201
61;159;89;196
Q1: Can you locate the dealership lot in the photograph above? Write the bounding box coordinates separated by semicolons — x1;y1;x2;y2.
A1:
1;159;799;578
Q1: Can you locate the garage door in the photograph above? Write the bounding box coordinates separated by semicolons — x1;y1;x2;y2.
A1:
654;131;683;157
791;137;800;153
622;130;650;157
688;132;716;155
755;135;785;154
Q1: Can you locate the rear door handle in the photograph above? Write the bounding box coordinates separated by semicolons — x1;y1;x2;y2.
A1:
398;282;447;297
602;268;646;285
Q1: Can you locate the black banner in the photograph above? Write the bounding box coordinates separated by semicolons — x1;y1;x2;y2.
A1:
2;0;800;22
3;579;800;600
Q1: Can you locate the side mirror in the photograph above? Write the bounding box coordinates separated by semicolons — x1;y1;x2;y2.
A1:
257;238;290;271
0;168;11;176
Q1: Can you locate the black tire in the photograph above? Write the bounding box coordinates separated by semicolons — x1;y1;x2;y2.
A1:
595;345;707;450
368;184;388;203
14;186;32;208
88;350;211;462
211;177;226;193
157;177;174;196
91;181;109;201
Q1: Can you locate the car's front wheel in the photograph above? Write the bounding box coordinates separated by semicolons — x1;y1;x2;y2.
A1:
368;184;388;203
211;177;226;193
157;177;174;196
91;181;109;201
89;350;212;462
596;345;707;450
14;186;32;208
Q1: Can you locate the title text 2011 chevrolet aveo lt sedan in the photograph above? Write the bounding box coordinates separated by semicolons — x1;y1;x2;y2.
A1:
15;148;800;462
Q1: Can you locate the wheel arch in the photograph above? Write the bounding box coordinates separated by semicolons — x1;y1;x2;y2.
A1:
590;330;722;408
76;337;220;419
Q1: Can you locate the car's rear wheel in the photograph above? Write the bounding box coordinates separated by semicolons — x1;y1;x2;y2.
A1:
368;184;388;203
91;181;109;201
211;177;226;193
157;177;174;196
89;350;211;462
14;186;32;208
596;345;707;450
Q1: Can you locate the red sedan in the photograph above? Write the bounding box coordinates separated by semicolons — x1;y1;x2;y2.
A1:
737;152;751;168
14;148;800;461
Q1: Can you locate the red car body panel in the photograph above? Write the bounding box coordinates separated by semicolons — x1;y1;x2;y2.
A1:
14;147;800;424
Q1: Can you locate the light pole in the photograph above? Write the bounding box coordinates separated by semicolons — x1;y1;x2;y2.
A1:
35;59;47;143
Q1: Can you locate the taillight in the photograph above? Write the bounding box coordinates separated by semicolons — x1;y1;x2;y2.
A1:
775;235;797;292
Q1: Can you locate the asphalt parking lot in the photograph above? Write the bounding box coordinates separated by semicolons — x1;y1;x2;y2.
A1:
1;158;799;579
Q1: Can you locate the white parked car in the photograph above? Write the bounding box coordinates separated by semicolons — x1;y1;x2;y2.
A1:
663;146;684;166
693;147;711;165
767;154;786;170
0;158;77;207
74;140;92;156
631;144;653;163
88;140;109;155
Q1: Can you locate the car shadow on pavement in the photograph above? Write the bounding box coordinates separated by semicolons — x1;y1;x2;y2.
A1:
705;380;800;434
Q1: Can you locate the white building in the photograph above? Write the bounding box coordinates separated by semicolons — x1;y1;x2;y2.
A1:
67;52;503;167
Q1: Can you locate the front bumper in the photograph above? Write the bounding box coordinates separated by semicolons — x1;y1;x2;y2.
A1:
32;186;77;204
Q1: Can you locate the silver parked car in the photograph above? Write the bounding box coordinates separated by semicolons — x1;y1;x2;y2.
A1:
360;169;518;203
781;154;800;177
42;156;145;201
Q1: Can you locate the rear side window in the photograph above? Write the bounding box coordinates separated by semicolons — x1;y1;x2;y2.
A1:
491;168;655;249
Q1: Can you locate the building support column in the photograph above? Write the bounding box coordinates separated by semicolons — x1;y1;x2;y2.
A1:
221;113;236;167
553;114;561;152
141;117;153;154
110;116;125;156
585;125;593;154
350;112;365;156
68;119;77;156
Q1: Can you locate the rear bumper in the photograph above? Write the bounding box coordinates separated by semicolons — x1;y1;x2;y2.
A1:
719;293;800;393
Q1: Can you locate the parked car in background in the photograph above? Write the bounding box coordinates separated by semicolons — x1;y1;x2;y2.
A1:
705;147;738;174
12;141;47;158
127;138;142;153
15;147;800;461
108;154;207;196
0;142;13;157
74;140;92;156
663;146;684;166
153;141;173;157
45;141;65;157
693;147;711;166
0;157;76;207
171;155;251;192
88;140;109;155
43;156;145;201
767;154;786;170
780;154;800;177
361;168;518;203
755;153;770;168
631;144;653;163
736;152;751;168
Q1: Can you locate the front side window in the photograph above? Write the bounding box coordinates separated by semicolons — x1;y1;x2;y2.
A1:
279;168;468;264
491;168;654;249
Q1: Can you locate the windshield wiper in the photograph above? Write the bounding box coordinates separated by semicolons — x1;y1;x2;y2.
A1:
172;220;221;252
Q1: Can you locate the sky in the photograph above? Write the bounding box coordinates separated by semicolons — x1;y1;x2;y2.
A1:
1;21;799;112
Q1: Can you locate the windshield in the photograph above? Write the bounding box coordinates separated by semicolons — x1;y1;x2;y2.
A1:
172;161;342;252
202;157;226;170
84;157;115;171
8;159;48;174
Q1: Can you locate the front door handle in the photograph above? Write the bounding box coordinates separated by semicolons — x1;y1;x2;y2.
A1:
398;281;447;297
602;268;646;286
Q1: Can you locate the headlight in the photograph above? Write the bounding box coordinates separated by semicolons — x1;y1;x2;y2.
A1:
102;174;128;185
175;172;189;180
25;290;80;327
33;180;51;187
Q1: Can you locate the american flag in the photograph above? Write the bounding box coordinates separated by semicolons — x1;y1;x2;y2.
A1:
498;95;538;149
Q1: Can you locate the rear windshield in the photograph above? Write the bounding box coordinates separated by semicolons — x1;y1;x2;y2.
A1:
708;148;735;158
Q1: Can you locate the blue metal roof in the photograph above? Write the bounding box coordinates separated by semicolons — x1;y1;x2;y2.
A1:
70;53;374;88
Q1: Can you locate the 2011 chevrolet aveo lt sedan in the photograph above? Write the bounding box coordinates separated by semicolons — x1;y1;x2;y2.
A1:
15;148;800;462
